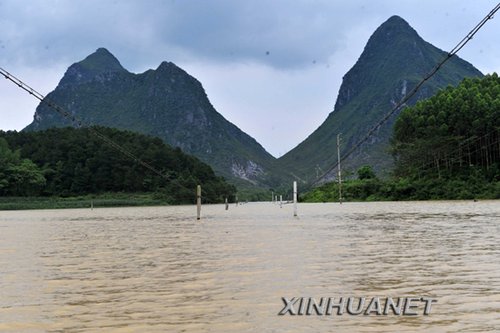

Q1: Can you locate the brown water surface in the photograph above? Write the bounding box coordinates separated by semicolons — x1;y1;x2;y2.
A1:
0;201;499;332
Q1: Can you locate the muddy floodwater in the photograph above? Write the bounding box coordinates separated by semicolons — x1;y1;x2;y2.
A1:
0;201;499;332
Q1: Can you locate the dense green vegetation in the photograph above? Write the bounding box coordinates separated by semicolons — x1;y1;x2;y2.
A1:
0;137;46;196
0;127;236;206
0;193;167;210
303;74;500;202
393;74;499;180
303;166;499;202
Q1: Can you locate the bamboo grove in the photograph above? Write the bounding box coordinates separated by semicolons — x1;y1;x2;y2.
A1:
392;73;500;182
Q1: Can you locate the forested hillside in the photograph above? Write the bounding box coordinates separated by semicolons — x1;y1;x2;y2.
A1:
0;127;236;204
303;74;500;201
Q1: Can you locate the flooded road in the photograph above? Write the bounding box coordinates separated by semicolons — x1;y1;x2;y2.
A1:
1;201;499;332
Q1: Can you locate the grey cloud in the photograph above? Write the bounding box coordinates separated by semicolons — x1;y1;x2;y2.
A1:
1;0;498;73
0;0;387;70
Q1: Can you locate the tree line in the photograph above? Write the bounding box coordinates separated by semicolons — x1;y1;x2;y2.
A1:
393;73;499;181
0;126;236;204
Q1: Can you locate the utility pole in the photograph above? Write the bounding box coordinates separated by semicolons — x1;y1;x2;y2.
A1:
293;181;298;217
196;185;202;220
337;134;342;204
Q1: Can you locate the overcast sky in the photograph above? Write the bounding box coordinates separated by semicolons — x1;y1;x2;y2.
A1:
1;0;499;157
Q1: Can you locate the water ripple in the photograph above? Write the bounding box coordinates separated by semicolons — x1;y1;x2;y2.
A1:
0;201;499;332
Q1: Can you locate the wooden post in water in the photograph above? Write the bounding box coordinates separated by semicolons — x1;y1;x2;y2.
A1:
90;199;93;210
293;181;297;217
196;185;201;220
271;191;274;203
279;195;282;207
235;195;238;206
337;133;343;204
225;197;229;210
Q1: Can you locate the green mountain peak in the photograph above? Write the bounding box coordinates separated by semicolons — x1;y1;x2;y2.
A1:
58;48;127;87
79;47;126;73
278;15;482;183
380;15;413;30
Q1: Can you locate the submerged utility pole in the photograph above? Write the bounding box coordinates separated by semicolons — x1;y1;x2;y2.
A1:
196;185;202;220
337;134;343;204
293;181;298;217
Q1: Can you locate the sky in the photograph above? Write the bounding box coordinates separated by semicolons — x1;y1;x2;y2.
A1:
0;0;499;157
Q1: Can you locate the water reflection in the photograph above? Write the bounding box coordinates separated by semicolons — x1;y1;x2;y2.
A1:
0;201;499;332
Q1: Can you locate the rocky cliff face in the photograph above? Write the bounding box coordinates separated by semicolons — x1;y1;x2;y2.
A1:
277;15;483;182
25;48;276;186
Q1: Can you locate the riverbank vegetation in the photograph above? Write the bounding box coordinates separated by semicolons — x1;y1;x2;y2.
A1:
304;74;500;202
302;165;499;202
0;193;170;210
0;127;236;208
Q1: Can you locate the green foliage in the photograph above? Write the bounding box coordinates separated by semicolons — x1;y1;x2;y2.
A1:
0;127;236;204
0;138;46;196
0;193;167;210
302;178;383;202
302;173;499;202
393;74;500;181
357;165;377;180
